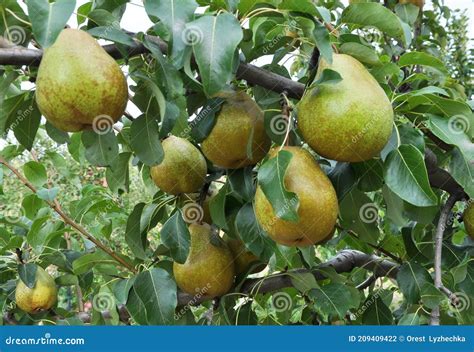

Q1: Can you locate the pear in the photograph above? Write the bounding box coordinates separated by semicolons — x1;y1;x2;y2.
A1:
173;223;235;297
151;136;207;195
224;235;266;275
201;92;271;169
255;147;338;247
399;0;424;8
15;266;57;314
464;202;474;239
298;54;393;162
36;29;128;132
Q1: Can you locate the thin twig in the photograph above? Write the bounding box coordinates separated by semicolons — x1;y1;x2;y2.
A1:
0;157;136;273
429;193;461;325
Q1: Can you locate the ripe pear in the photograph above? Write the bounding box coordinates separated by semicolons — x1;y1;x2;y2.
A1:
15;266;57;314
173;223;235;297
255;147;338;247
36;29;128;132
151;136;207;195
224;235;266;275
464;202;474;239
399;0;424;8
298;54;393;162
201;92;271;169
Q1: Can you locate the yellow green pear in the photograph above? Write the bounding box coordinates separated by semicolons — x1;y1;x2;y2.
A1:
224;235;266;275
255;147;338;247
201;92;271;169
399;0;424;8
464;202;474;238
173;223;235;297
15;266;57;314
36;29;128;132
298;54;393;162
151;136;207;195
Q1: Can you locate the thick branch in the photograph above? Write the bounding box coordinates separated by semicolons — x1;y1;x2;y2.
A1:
429;193;462;325
0;157;136;273
177;249;399;306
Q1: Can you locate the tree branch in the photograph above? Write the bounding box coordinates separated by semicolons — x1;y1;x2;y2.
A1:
0;157;137;273
429;193;462;325
177;249;399;306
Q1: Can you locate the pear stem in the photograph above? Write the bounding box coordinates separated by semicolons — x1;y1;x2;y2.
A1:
0;157;137;274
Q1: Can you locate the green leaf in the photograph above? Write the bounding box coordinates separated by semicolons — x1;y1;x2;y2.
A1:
106;152;131;194
428;115;473;158
144;0;198;68
339;188;379;244
72;251;116;275
235;203;276;261
361;293;393;325
278;0;317;15
87;26;135;46
26;0;76;48
130;114;164;167
257;150;299;222
143;38;185;99
420;283;444;310
125;203;149;260
340;42;381;66
11;100;41;151
397;262;432;304
399;52;448;74
394;3;420;25
312;21;333;64
21;194;44;219
209;183;228;230
126;268;177;325
23;161;47;188
45;122;70;144
384;145;438;207
190;98;224;142
228;167;255;203
160;211;190;264
311;69;343;87
450;147;474;199
36;187;59;202
189;13;243;96
82;130;119;167
341;3;407;43
18;263;38;289
309;283;358;319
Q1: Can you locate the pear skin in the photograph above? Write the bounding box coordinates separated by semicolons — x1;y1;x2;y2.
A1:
399;0;424;8
464;202;474;239
151;136;207;195
298;54;393;162
15;266;57;314
36;29;128;132
201;92;271;169
173;223;235;297
255;147;339;247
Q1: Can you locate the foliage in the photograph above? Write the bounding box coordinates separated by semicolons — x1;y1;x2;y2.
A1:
0;0;472;326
